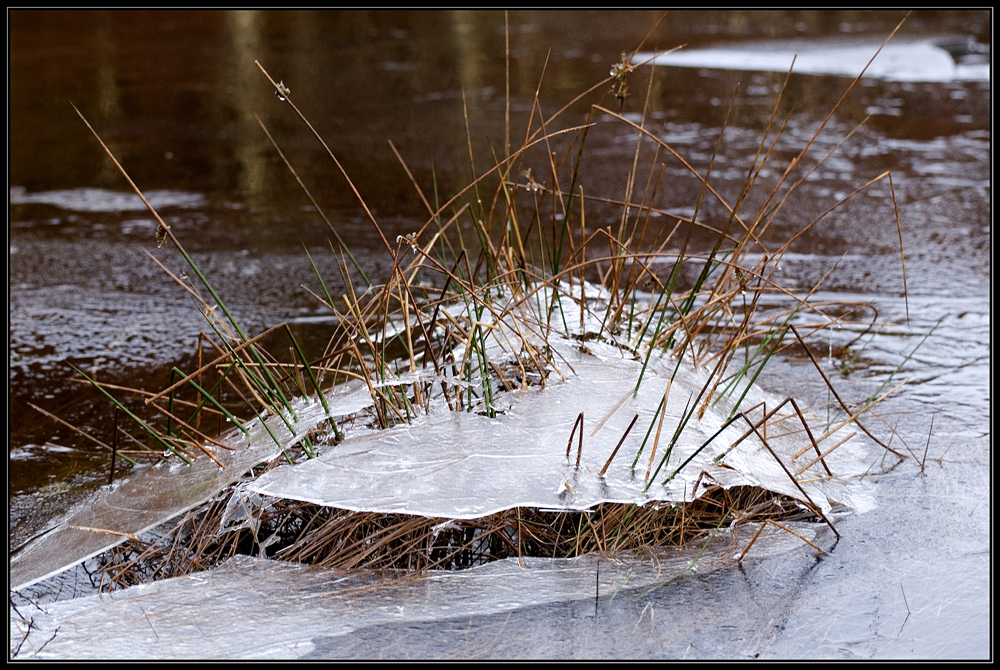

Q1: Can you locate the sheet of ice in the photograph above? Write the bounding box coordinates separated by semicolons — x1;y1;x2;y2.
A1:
9;282;875;593
8;394;343;592
250;337;875;519
637;36;990;82
9;186;206;212
10;523;822;660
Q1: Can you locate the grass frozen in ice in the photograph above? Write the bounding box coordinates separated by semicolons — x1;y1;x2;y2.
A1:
32;13;921;589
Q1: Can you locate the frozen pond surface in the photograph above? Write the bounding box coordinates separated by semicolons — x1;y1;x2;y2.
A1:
248;334;875;519
9;10;990;659
11;465;987;660
9;294;876;591
12;286;988;659
638;34;990;82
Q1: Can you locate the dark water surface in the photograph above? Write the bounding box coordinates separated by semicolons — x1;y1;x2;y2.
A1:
8;10;990;659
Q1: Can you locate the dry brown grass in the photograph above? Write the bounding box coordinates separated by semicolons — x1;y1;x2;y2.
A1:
88;481;815;591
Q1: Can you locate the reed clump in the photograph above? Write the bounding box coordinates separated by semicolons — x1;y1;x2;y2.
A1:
88;478;815;589
62;14;914;590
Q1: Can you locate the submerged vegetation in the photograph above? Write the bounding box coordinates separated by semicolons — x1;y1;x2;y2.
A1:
28;14;918;592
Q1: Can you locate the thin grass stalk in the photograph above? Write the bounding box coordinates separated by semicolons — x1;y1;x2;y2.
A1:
867;315;942;406
794;431;855;477
643;385;674;483
259;63;449;397
724;326;790;422
467;303;496;418
256;61;395;254
76;103;300;427
181;360;238;436
714;296;796;409
748;424;840;539
460;90;496;280
641;327;745;490
303;245;338;314
645;391;695;489
550;117;593;276
737;519;824;562
198;314;282;414
619;155;665;297
663;412;749;487
27;402;138;467
594;105;747;233
200;320;308;457
180;371;251;438
69;364;193;465
521;18;673;154
141;407;230;466
599;413;640;478
566;412;585;461
753;16;910;239
631;392;665;470
632;282;675;395
786;326;902;457
166;368;179;438
255;114;369;286
644;511;728;595
72;105;250;344
283;324;342;441
886;172;910;324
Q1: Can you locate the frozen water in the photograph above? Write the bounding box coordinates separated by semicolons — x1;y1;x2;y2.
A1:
250;336;875;519
9;282;877;593
638;36;990;82
9;186;206;213
10;523;823;660
8;395;333;591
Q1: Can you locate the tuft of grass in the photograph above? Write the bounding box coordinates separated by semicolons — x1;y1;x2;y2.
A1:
52;14;926;586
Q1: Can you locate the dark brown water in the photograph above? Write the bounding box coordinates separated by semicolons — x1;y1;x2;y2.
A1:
8;10;991;658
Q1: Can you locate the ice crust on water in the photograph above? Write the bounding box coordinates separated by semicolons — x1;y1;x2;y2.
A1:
12;523;820;660
8;393;338;591
637;36;990;83
9;281;874;593
250;335;875;519
9;186;207;212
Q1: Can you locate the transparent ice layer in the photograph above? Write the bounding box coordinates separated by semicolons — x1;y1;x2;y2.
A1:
638;36;990;83
9;394;340;591
10;523;823;660
250;337;874;520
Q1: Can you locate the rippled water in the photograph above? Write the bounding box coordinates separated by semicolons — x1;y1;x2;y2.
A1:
9;9;990;659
